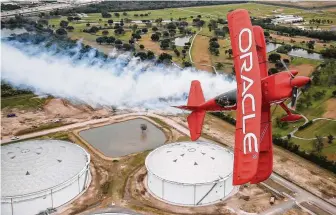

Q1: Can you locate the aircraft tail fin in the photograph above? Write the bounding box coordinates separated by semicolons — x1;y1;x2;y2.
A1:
187;110;206;141
174;80;206;141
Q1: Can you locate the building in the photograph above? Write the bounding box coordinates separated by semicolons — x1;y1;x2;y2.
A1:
1;140;91;215
272;15;304;24
145;141;235;206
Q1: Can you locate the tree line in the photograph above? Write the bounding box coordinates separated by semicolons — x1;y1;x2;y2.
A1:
253;19;336;41
273;136;336;174
63;1;247;14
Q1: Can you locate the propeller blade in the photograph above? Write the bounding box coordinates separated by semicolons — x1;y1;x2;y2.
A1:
291;87;298;108
304;79;312;91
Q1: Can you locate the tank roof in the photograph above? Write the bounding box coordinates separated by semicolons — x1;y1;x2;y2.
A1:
1;140;89;197
145;141;233;184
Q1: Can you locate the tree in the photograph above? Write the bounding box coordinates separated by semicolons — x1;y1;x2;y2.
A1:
314;135;324;153
216;62;224;70
287;134;292;140
60;20;69;28
115;39;122;45
147;50;155;59
123;12;128;16
135;52;148;60
102;30;109;36
183;61;192;67
114;12;120;17
268;53;281;63
86;23;90;27
107;36;115;44
140;44;145;49
102;12;112;18
160;39;170;50
268;68;279;75
74;17;81;22
151;33;160;41
123;43;132;51
114;27;124;35
131;24;138;32
96;37;103;44
56;28;67;35
152;26;158;32
264;31;270;37
163;31;169;37
108;19;113;26
327;134;334;144
67;16;74;22
142;28;148;33
66;26;74;32
158;53;172;63
174;49;180;57
182;49;187;59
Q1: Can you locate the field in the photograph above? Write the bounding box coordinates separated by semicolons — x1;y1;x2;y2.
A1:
295;120;336;138
1;94;48;110
47;2;336;71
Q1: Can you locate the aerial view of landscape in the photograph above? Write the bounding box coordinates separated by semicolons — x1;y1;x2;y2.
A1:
1;0;336;215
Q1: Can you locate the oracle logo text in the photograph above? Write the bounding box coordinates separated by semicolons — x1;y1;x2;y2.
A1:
238;28;258;155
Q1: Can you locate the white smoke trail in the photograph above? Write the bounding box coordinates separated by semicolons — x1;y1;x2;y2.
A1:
1;41;236;113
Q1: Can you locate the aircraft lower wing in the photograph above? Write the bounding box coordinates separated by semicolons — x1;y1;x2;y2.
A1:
227;10;262;185
250;26;273;183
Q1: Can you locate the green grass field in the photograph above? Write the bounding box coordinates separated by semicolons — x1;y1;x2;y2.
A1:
295;120;336;138
1;94;48;110
291;137;336;161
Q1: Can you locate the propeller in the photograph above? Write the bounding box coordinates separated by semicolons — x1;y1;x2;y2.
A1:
291;86;298;108
303;79;312;92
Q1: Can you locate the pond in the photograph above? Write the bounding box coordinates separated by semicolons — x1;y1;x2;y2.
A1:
79;118;166;157
288;48;323;60
1;28;27;38
266;43;323;60
174;36;192;46
266;43;281;53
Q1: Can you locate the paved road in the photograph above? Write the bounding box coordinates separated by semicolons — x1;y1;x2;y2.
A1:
2;112;336;214
270;173;336;214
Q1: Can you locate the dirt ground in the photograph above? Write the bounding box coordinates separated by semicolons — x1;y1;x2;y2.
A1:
289;64;315;76
323;98;336;119
171;114;336;202
284;206;310;215
1;98;110;138
191;35;213;72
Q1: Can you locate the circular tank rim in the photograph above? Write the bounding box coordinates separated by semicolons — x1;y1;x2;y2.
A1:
1;140;90;199
146;174;236;207
145;141;233;185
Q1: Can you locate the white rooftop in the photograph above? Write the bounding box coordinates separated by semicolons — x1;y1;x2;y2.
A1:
145;141;233;184
1;140;89;197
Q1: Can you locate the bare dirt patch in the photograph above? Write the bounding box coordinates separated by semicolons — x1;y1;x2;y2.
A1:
1;98;110;138
323;98;336;119
191;35;213;72
284;206;310;215
289;64;315;76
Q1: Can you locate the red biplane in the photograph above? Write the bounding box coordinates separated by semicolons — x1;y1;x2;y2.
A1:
174;9;311;185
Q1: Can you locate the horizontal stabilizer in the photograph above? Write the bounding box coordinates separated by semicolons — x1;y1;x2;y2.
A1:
187;111;206;141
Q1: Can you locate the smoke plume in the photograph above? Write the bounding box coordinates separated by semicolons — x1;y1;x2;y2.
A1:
1;38;236;113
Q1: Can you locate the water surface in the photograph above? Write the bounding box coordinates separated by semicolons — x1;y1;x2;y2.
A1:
79;118;166;157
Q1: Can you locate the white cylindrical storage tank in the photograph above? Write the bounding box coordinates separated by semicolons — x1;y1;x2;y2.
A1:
145;141;234;206
1;140;91;215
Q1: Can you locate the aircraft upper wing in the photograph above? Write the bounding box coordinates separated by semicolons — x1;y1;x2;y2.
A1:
227;9;262;185
250;26;273;183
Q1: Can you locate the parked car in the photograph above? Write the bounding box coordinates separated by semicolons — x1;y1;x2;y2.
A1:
10;136;20;140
